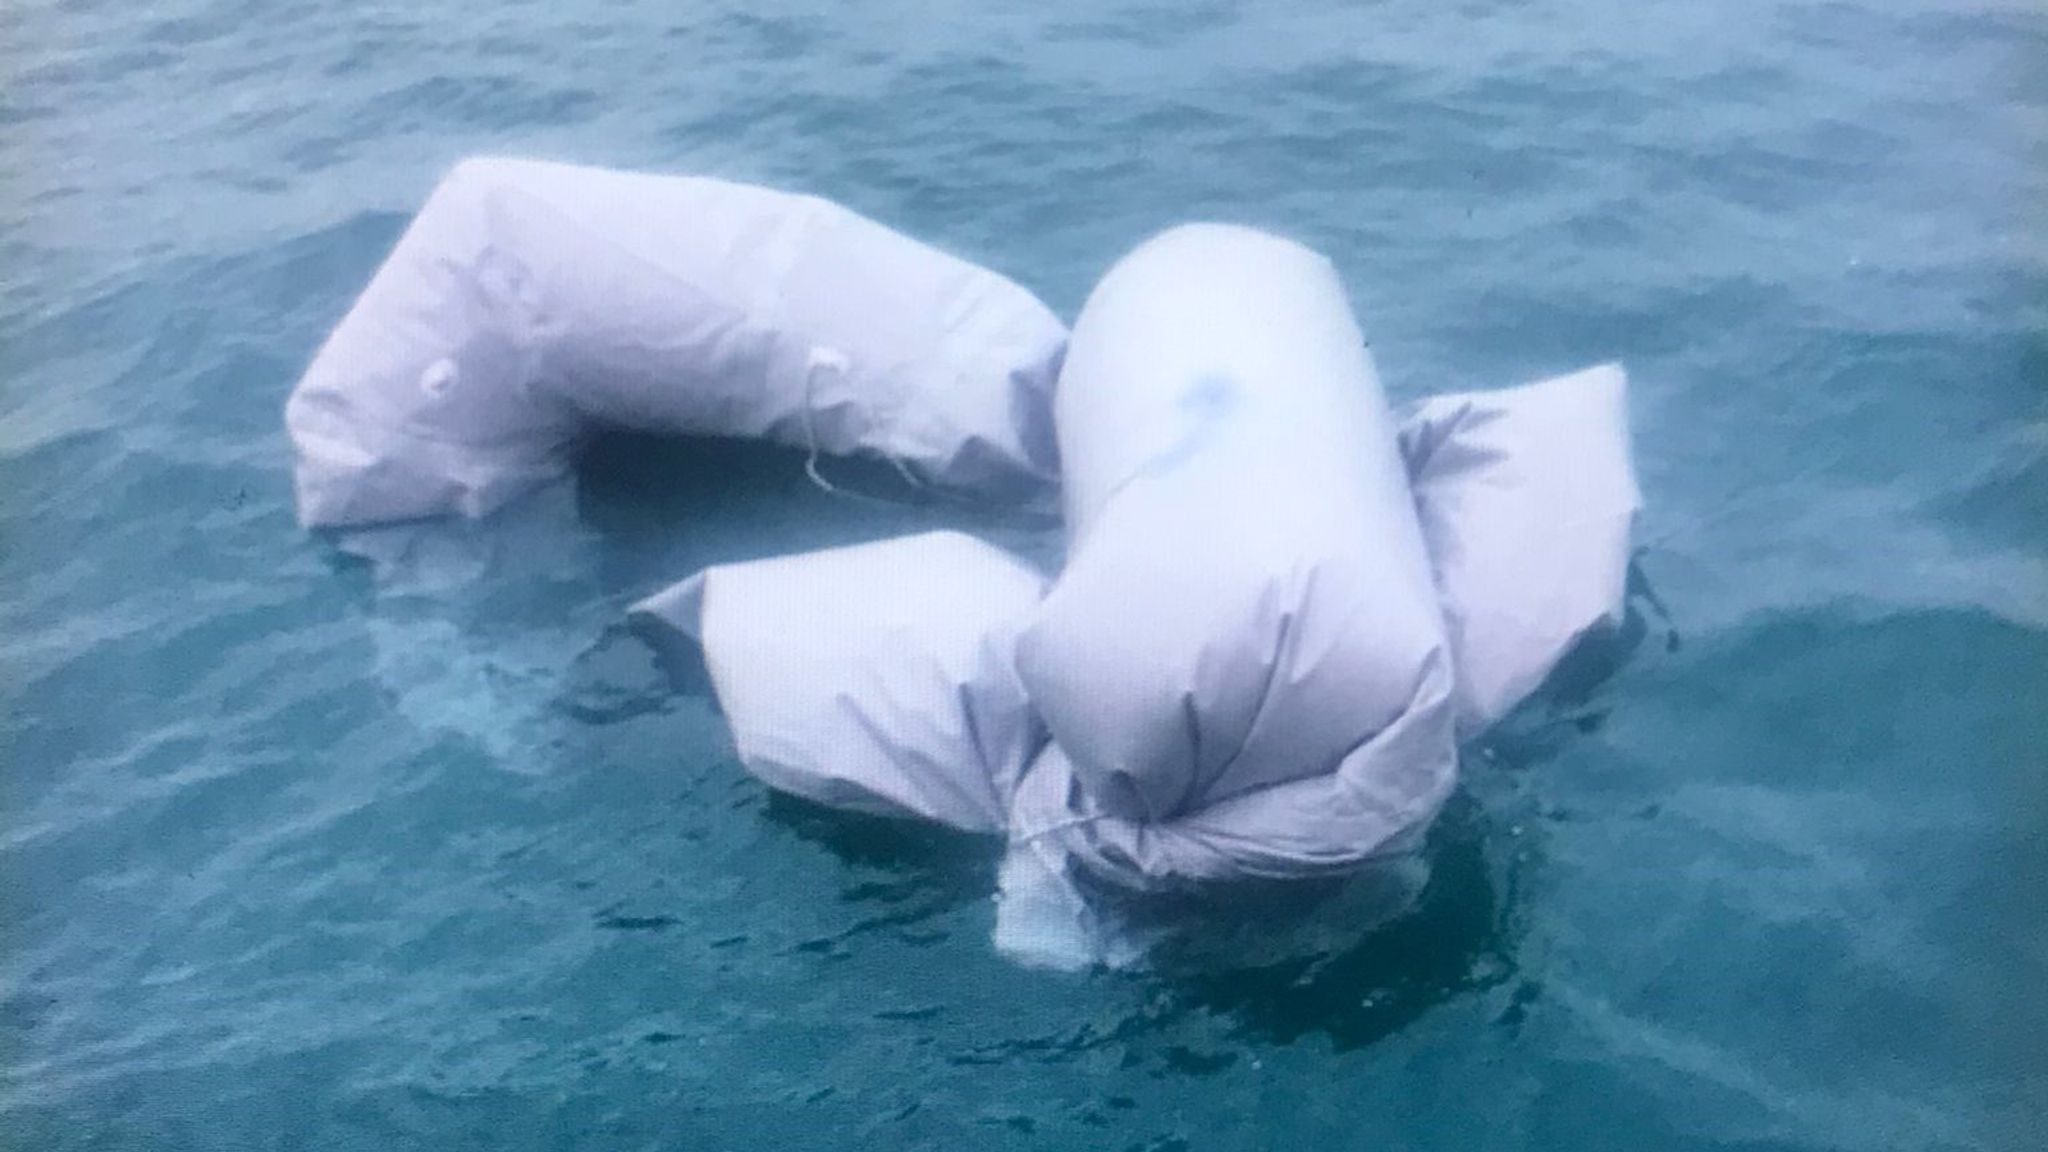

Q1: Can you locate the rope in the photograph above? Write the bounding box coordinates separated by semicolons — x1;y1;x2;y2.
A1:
796;346;1058;529
799;347;911;508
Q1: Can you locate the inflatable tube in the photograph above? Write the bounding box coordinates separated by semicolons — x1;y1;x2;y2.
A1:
628;532;1048;833
1010;224;1458;888
1401;364;1640;736
287;158;1066;528
629;362;1639;963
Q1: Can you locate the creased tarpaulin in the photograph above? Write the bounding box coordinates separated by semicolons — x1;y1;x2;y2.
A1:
632;226;1640;968
285;157;1067;528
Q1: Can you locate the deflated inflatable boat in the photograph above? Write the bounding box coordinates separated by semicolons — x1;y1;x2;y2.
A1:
290;160;1640;967
287;157;1065;527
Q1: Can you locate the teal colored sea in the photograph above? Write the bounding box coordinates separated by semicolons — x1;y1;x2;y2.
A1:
3;2;2043;1148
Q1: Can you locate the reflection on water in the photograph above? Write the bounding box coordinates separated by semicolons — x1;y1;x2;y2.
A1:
1116;791;1521;1050
761;779;1529;1053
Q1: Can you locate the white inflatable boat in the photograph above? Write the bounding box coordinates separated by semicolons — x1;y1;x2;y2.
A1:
289;159;1640;967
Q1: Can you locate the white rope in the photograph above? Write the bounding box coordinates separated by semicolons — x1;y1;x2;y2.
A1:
799;346;932;508
797;346;1059;529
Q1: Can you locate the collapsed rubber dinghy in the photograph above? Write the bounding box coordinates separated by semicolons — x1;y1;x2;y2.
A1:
286;157;1067;528
632;225;1640;967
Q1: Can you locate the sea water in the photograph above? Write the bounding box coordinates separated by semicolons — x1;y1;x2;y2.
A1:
2;1;2043;1148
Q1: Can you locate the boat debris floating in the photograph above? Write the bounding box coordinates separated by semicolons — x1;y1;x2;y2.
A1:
288;159;1640;967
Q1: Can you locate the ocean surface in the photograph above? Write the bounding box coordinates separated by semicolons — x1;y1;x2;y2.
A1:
3;1;2044;1148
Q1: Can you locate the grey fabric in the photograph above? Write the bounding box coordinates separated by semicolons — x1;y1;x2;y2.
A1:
1398;364;1641;736
1011;224;1459;889
628;532;1048;834
287;157;1066;528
